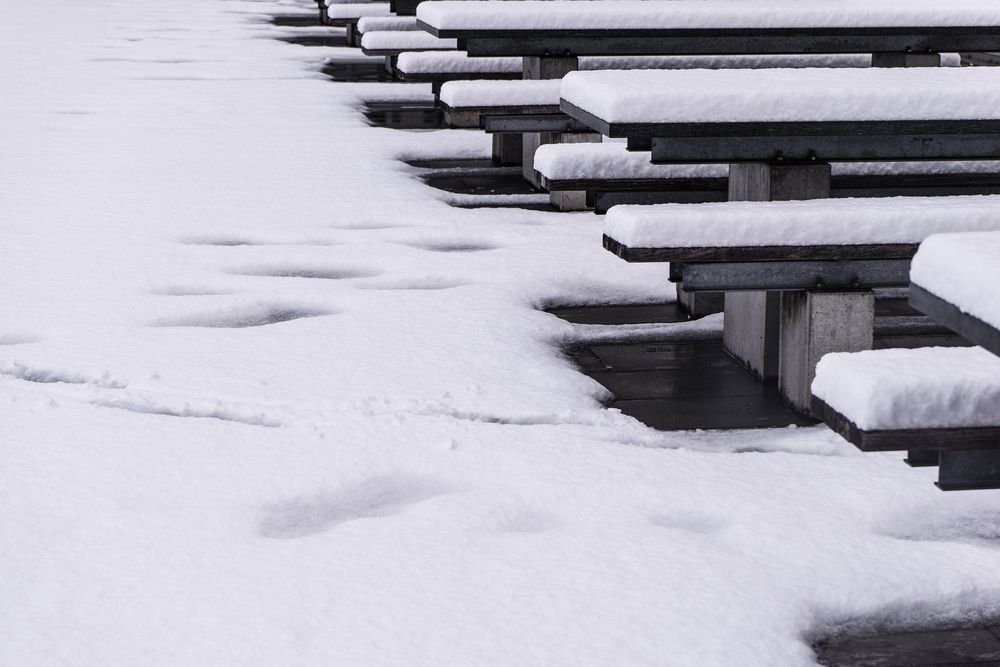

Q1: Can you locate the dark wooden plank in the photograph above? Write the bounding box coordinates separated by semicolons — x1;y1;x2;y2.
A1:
910;283;1000;357
650;133;1000;163
482;113;590;133
602;234;919;263
812;397;1000;452
418;22;1000;57
439;102;561;116
678;259;911;291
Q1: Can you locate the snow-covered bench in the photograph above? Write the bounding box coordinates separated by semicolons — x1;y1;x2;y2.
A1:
439;79;600;167
812;231;1000;489
348;16;419;47
360;31;457;57
360;31;458;73
603;196;1000;413
534;143;1000;212
325;2;391;29
812;347;1000;490
397;52;522;94
909;231;1000;358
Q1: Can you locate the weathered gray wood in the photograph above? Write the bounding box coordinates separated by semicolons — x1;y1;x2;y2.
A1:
871;51;941;67
421;29;1000;58
728;163;831;200
482;113;591;134
651;133;1000;163
813;396;1000;452
523;55;578;80
549;190;589;211
603;235;920;263
938;449;1000;490
492;133;523;166
779;291;874;413
442;104;561;129
910;283;1000;358
674;284;725;318
677;260;912;291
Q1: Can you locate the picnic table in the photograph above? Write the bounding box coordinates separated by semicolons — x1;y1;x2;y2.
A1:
812;231;1000;489
560;66;1000;412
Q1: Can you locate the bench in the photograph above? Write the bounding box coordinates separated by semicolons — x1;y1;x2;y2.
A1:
439;79;599;167
396;52;522;96
812;230;1000;489
534;143;1000;212
812;346;1000;490
349;16;419;46
909;231;1000;357
603;195;1000;412
326;2;391;29
360;30;458;73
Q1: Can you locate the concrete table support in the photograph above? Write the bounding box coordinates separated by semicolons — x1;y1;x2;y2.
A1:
521;56;600;186
492;134;523;166
779;290;875;412
716;162;832;380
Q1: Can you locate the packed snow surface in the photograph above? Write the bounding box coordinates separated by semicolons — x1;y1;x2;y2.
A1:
439;79;561;108
812;347;1000;430
9;1;1000;666
360;30;457;52
357;16;420;33
911;232;1000;333
535;143;1000;181
561;68;1000;123
418;0;1000;31
604;196;1000;248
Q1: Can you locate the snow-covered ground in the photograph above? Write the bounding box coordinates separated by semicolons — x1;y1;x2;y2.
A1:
5;1;1000;665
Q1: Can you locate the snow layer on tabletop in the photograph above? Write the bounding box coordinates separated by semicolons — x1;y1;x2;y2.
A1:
812;347;1000;430
397;51;520;74
603;196;1000;248
439;79;561;108
911;231;1000;332
418;0;1000;31
535;143;727;181
357;16;420;33
561;68;1000;124
360;30;457;51
535;143;1000;181
327;3;391;19
12;1;1000;666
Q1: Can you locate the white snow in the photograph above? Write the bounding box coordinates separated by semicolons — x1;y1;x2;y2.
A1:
360;30;457;52
439;79;561;108
397;51;521;75
561;67;1000;124
911;231;1000;333
419;0;1000;31
327;3;392;20
8;1;1000;666
356;16;420;34
812;347;1000;430
535;142;1000;181
603;196;1000;248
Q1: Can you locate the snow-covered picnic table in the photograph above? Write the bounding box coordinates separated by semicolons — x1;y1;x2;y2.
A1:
909;231;1000;357
360;30;457;57
417;0;1000;57
534;143;1000;212
560;67;1000;162
811;231;1000;490
603;195;1000;412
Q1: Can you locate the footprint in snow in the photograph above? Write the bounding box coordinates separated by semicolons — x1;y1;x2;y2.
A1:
648;511;728;534
154;303;333;328
259;475;455;539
